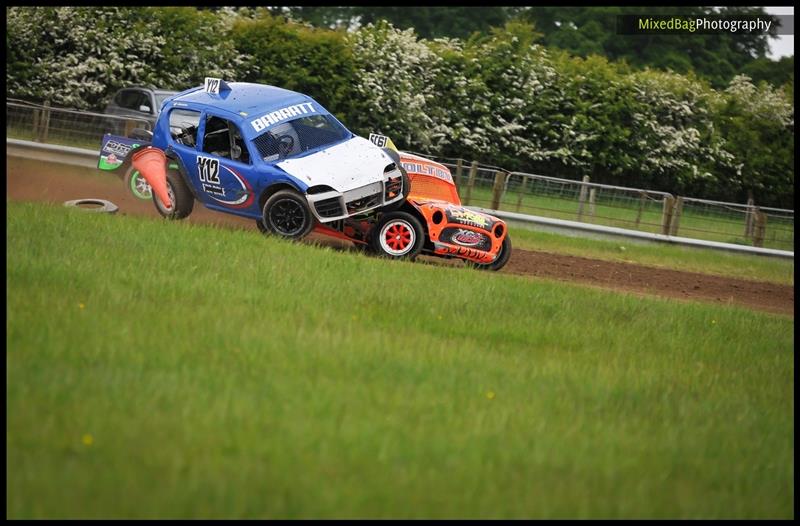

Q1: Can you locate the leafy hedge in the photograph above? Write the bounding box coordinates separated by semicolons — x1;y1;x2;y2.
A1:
7;7;794;207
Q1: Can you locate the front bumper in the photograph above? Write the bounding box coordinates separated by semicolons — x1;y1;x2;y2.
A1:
409;200;508;264
306;168;405;223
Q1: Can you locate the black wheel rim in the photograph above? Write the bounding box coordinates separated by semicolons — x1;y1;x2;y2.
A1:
268;198;306;236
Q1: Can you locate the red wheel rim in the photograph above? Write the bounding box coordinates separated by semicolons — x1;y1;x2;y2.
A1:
379;219;416;256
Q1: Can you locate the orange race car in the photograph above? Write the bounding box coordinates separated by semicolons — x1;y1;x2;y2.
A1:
313;135;512;271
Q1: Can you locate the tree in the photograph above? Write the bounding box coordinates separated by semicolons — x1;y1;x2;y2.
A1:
741;56;794;88
6;7;245;110
230;9;358;122
514;6;784;88
289;6;514;39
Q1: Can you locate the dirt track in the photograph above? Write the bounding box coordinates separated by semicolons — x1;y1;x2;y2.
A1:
7;156;794;316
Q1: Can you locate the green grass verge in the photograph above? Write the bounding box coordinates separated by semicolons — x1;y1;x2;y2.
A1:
508;226;794;285
7;201;794;519
7;124;105;152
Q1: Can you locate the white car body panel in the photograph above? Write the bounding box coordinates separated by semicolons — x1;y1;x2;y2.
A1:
277;136;393;192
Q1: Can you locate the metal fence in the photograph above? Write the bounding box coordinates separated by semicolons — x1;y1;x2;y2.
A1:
5;101;795;251
677;198;794;251
407;152;794;252
6;99;151;151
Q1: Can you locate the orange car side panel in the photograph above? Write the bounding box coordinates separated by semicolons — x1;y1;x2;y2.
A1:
408;199;507;264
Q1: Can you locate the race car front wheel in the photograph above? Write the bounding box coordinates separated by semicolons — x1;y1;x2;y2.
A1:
262;189;315;240
467;235;512;272
153;169;194;220
370;211;425;260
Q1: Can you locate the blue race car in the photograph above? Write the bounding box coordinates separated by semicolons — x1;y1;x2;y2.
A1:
98;78;409;240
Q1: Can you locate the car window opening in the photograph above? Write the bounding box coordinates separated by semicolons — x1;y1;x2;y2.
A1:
252;114;350;162
169;109;201;148
203;115;250;164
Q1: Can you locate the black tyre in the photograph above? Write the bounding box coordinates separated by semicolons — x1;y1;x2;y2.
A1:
468;235;512;272
370;211;425;260
262;189;315;240
256;218;269;234
153;169;194;220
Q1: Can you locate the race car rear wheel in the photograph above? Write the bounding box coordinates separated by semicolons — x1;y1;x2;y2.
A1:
153;169;194;220
467;235;512;272
262;189;315;240
370;211;425;260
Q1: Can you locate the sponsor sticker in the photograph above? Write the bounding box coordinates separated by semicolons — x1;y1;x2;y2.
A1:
448;207;490;228
451;229;485;247
98;135;144;171
401;160;453;184
251;102;317;133
438;244;493;263
104;140;132;157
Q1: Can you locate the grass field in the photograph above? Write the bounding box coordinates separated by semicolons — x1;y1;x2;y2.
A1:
6;201;794;519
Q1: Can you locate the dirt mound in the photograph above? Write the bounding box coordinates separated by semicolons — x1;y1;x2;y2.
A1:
7;156;793;316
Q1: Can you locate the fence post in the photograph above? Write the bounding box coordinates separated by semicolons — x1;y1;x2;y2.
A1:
37;101;51;143
753;208;767;248
635;192;646;228
463;160;478;206
661;196;675;235
515;176;528;212
576;175;590;221
490;171;506;211
124;119;138;137
455;159;463;191
669;196;684;236
744;192;755;240
588;188;597;219
32;106;40;141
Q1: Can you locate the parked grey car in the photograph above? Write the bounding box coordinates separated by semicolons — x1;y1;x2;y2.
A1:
104;86;178;131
